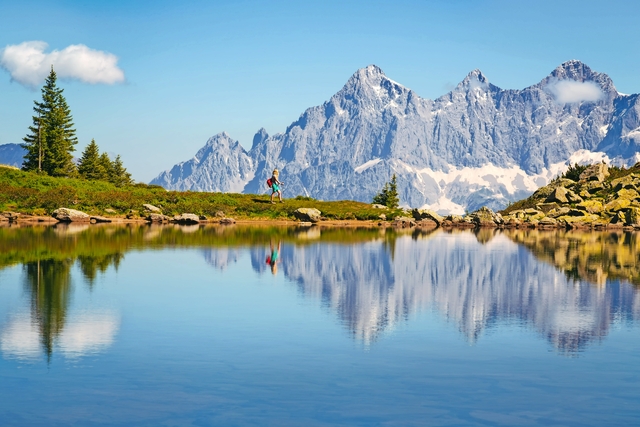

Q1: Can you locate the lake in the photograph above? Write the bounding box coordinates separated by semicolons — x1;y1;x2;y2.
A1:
0;224;639;426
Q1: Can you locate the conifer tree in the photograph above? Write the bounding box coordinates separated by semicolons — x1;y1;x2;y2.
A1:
77;139;105;180
22;67;78;177
372;174;400;209
109;155;133;187
98;152;114;181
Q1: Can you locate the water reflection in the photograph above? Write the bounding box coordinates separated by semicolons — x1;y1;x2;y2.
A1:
1;224;639;358
216;228;640;353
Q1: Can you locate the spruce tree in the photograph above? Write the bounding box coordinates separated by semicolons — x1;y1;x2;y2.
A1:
372;174;400;209
110;155;133;187
22;67;78;177
77;139;105;180
98;152;113;181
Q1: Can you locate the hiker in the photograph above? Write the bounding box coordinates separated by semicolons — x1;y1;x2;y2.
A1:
270;169;284;204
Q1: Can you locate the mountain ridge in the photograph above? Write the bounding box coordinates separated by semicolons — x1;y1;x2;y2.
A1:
151;61;640;213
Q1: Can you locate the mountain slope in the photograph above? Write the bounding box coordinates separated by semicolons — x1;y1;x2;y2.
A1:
151;61;640;213
0;143;26;168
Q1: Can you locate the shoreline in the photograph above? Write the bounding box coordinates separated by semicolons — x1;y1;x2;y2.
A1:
2;211;639;232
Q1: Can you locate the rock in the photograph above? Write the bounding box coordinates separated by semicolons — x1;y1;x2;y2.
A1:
444;214;465;223
467;206;502;227
548;207;571;218
147;213;170;223
372;204;388;209
581;180;606;194
576;200;604;214
173;213;200;224
568;209;587;217
626;208;640;225
605;199;631;212
104;208;116;214
392;216;415;228
538;217;558;228
417;219;438;228
616;188;639;200
412;209;443;225
545;186;570;204
536;202;558;213
293;208;322;223
579;163;609;182
220;217;236;224
126;209;139;219
544;187;581;204
215;211;225;218
199;215;208;221
610;174;639;191
90;216;112;223
52;208;90;222
378;213;386;220
143;204;162;213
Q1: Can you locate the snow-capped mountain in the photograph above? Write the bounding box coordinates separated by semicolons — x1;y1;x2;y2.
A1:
151;61;640;213
0;143;26;168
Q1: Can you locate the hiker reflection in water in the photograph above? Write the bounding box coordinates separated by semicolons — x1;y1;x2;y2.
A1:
266;240;281;275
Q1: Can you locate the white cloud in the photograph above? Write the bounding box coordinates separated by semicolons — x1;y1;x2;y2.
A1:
547;78;604;104
0;41;125;87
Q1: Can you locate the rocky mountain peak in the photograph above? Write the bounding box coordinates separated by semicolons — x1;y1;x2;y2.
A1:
251;128;269;150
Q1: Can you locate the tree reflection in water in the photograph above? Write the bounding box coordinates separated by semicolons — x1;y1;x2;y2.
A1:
2;224;640;358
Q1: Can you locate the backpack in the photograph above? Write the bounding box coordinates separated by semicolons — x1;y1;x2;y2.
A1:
266;177;273;188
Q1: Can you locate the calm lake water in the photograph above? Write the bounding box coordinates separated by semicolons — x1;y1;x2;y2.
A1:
0;224;639;426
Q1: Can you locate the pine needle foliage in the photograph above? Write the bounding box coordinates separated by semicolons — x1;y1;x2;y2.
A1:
372;174;400;209
22;67;78;177
78;139;105;180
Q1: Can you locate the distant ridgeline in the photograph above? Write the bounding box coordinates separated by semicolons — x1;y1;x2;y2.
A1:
0;143;26;168
151;61;640;214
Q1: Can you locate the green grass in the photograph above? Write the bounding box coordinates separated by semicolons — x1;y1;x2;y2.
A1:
0;166;401;220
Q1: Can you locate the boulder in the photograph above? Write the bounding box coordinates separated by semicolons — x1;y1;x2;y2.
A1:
52;208;90;222
536;202;558;213
616;188;639;200
173;213;200;224
610;174;639;191
147;213;170;223
467;206;502;227
143;204;162;213
220;217;236;224
199;215;208;221
90;216;112;223
444;214;465;223
126;209;139;219
548;207;571;218
293;208;322;223
104;208;116;214
412;209;443;225
215;211;226;218
417;219;437;228
378;213;387;221
372;204;388;209
544;187;581;204
579;163;609;182
626;208;640;225
545;186;570;204
392;216;415;228
605;199;631;212
576;200;603;214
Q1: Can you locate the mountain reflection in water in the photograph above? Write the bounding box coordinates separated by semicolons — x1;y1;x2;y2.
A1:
1;224;639;359
206;228;640;353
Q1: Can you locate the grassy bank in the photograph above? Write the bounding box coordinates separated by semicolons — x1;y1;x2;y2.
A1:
0;166;400;221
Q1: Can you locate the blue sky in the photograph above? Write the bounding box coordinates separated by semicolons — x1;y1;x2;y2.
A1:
1;0;639;182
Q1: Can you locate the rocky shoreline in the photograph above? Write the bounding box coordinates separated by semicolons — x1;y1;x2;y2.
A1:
5;163;640;233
